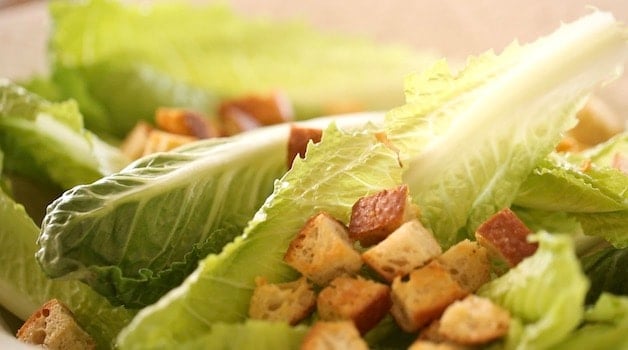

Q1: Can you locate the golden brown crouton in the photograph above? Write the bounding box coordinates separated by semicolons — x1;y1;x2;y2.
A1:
408;340;467;350
362;220;442;282
437;240;491;293
474;208;537;267
323;100;364;116
438;295;510;345
248;277;316;325
568;96;623;148
16;299;95;350
142;129;198;156
555;136;583;153
120;121;154;160
287;126;323;168
284;212;363;286
220;108;263;136
219;92;294;130
390;261;468;332
155;107;220;139
300;321;368;350
348;185;418;246
613;153;628;174
316;276;391;334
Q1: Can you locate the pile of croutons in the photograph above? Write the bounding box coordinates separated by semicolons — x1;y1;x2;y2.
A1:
120;92;294;160
249;184;539;349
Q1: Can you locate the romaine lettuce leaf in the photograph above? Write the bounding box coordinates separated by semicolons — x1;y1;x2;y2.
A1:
512;135;628;248
179;320;308;349
0;188;133;349
44;0;432;137
581;247;628;304
37;113;385;308
573;210;628;248
552;293;628;350
478;232;589;350
579;131;628;167
116;123;403;348
0;79;129;189
514;153;628;212
385;11;628;247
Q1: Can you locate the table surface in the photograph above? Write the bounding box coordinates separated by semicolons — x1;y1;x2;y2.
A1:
1;0;627;112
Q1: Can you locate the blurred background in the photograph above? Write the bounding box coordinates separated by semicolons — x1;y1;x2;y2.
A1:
1;0;627;112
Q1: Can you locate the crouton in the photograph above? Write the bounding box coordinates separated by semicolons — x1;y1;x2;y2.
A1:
474;208;537;267
317;276;391;334
418;320;447;343
155;107;220;139
613;153;628;174
568;96;623;148
362;220;442;282
220;108;263;136
323;100;364;116
248;277;316;325
349;185;418;246
555;136;583;153
300;321;368;350
219;92;293;128
16;299;95;350
284;212;363;286
287;126;323;168
408;340;467;350
437;240;491;293
390;261;468;332
438;295;510;345
120;121;153;160
142;129;197;156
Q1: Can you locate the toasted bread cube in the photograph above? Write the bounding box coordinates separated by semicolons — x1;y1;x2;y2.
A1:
555;136;583;153
248;277;316;325
362;220;442;282
219;91;293;128
220;108;263;136
155;107;220;139
391;261;468;332
437;240;491;293
142;129;197;156
613;153;628;174
284;212;363;286
417;320;448;343
438;295;510;345
317;276;391;334
300;321;368;350
16;299;95;350
323;100;364;116
474;208;537;267
568;96;623;148
287;126;323;168
349;185;418;246
408;340;466;350
120;121;153;160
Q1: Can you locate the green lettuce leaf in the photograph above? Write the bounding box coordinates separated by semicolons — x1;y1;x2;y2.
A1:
514;153;628;212
581;247;628;304
45;0;432;137
385;11;628;247
180;320;308;349
0;79;129;189
552;293;628;350
512;134;628;248
579;131;628;167
0;188;134;349
37;113;384;308
479;232;589;350
116;123;403;348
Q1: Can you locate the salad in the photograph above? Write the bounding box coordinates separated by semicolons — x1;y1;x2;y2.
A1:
1;1;628;349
